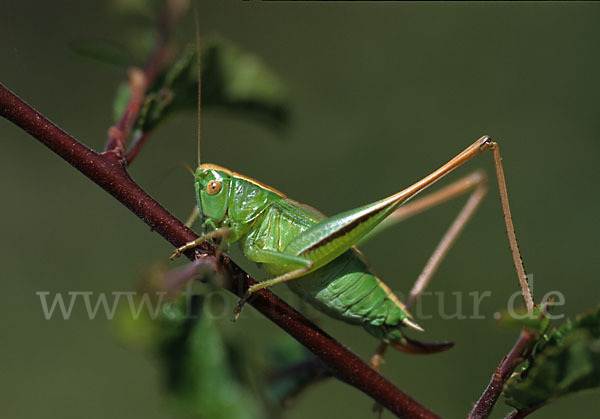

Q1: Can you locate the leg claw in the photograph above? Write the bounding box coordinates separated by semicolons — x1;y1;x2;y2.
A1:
169;248;183;260
232;290;250;322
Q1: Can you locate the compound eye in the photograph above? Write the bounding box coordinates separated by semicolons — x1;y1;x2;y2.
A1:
206;180;222;195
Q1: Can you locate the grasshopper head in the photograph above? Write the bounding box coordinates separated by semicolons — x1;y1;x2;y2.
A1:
194;164;232;229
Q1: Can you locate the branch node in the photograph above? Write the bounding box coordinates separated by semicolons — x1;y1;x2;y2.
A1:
468;329;537;419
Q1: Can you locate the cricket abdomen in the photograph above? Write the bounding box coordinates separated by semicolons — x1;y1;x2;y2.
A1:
285;249;413;345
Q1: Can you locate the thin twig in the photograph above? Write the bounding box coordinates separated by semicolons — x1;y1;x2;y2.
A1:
104;68;146;158
126;131;150;165
0;82;440;419
468;329;537;419
105;2;179;162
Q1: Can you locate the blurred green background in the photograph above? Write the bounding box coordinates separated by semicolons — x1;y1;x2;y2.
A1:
1;1;599;418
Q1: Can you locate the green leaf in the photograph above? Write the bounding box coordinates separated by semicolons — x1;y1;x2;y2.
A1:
116;293;264;419
497;301;554;334
134;36;290;134
160;297;263;419
112;82;131;123
503;305;600;411
113;260;327;417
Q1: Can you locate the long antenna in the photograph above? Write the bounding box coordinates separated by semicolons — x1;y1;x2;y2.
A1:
194;8;202;165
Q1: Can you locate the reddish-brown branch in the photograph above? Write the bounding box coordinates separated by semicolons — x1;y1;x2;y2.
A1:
468;329;537;419
126;130;150;165
104;68;147;158
0;82;440;419
104;3;177;161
